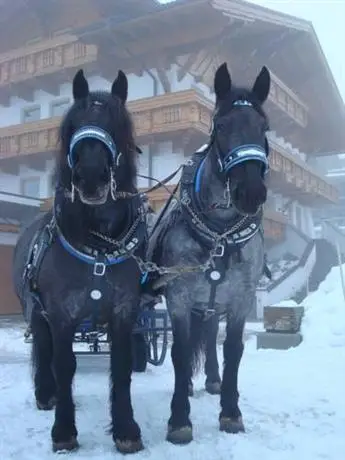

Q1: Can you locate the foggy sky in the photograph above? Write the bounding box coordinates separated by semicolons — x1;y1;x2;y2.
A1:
250;0;345;103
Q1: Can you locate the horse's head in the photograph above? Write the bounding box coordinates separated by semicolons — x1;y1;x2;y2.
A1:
58;69;137;206
212;63;270;216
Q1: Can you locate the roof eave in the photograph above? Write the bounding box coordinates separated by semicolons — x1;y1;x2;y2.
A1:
211;0;312;32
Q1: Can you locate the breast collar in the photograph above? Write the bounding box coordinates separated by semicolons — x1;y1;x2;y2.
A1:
54;190;147;270
180;148;262;249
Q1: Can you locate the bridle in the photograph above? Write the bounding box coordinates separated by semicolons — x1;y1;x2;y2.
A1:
210;99;270;176
67;125;121;202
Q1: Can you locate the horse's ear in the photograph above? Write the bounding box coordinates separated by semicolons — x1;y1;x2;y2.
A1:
252;66;270;104
72;69;89;100
214;62;232;100
136;145;143;154
111;70;128;103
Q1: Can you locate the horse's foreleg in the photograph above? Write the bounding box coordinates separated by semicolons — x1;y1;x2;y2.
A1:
167;310;193;444
109;312;143;454
204;314;221;394
50;324;78;452
219;314;246;434
31;306;56;410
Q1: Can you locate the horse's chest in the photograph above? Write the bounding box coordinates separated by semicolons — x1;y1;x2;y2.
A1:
168;237;264;310
39;247;140;320
193;265;252;305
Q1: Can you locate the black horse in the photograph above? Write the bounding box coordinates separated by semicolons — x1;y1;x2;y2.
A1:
148;63;270;444
13;69;147;454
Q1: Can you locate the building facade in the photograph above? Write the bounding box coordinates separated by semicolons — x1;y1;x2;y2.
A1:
0;0;344;314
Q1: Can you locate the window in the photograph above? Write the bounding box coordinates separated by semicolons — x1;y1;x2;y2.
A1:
22;105;41;123
20;177;40;197
50;98;70;117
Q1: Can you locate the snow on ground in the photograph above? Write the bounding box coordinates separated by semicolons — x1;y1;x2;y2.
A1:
0;267;344;459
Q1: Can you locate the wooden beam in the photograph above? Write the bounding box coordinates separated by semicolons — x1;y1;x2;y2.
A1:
109;20;224;60
177;53;199;82
156;68;171;94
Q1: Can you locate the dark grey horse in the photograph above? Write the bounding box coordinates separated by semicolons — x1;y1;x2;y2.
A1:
13;69;147;454
188;314;221;396
148;62;270;444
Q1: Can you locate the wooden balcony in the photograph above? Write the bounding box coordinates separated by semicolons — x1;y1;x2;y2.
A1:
268;70;308;128
129;90;213;139
268;141;338;205
0;89;213;161
0;35;98;105
0;89;337;204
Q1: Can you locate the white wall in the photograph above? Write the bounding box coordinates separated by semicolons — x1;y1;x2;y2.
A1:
266;189;314;238
0;159;55;198
0;232;17;246
151;141;184;184
290;201;314;238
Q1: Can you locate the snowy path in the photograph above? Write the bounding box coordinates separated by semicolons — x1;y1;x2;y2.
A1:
1;264;345;459
0;333;343;459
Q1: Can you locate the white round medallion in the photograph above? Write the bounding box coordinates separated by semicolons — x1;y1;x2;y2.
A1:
210;270;221;281
90;289;102;300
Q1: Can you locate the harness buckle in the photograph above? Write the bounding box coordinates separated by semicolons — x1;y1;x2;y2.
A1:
214;244;225;258
204;309;216;321
93;262;106;276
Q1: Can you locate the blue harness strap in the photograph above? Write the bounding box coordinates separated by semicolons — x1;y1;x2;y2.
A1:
56;226;128;266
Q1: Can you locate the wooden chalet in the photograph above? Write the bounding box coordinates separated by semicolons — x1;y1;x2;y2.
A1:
0;0;344;313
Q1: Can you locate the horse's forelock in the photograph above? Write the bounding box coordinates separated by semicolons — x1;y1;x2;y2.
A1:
55;90;138;186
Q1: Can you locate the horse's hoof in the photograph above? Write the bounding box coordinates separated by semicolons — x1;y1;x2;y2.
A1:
166;425;193;444
115;438;144;454
188;384;194;397
52;437;79;453
219;416;245;434
36;396;57;411
205;381;221;395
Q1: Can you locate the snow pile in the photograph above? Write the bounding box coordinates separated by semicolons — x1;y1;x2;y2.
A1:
274;299;299;307
301;264;345;349
273;263;345;349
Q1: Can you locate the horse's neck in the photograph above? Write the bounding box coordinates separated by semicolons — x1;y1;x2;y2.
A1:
198;152;238;222
57;193;129;241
